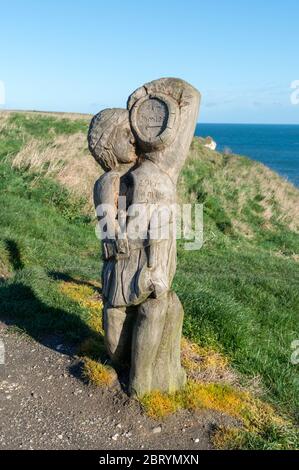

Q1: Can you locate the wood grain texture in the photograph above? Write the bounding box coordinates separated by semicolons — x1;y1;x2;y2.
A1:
88;78;200;396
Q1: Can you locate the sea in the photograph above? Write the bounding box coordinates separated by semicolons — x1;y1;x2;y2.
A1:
195;124;299;188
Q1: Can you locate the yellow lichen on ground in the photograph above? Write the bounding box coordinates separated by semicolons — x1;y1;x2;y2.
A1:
141;381;246;421
212;396;291;450
141;379;292;448
58;282;295;448
240;392;286;432
183;382;245;417
212;427;243;449
142;337;294;449
181;338;228;369
59;279;114;385
87;310;104;335
141;391;178;419
59;280;103;334
82;357;117;387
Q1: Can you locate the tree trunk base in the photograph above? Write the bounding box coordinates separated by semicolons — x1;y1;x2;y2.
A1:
129;291;186;397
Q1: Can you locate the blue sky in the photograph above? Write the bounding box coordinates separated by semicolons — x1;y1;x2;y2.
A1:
1;0;299;123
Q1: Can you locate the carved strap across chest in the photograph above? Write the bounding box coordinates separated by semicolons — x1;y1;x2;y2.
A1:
102;219;175;261
102;238;156;261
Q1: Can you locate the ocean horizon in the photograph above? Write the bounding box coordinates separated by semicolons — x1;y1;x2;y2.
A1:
195;123;299;188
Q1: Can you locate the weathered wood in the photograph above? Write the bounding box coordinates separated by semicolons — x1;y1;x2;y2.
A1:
88;78;200;397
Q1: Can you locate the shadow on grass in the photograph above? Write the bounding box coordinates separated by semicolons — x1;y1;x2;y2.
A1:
48;271;102;294
0;279;109;382
4;239;24;271
0;282;93;339
0;240;133;391
0;240;108;383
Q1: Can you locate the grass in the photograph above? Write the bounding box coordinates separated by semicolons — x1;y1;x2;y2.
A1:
7;112;88;139
1;111;100;212
142;337;299;449
177;140;299;419
0;111;298;449
176;242;299;414
180;337;237;385
0;114;100;341
141;382;250;420
141;381;299;449
213;422;299;450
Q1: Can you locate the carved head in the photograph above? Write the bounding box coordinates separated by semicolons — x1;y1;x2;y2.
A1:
88;108;136;172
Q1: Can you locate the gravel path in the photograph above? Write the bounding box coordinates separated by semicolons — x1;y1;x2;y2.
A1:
0;322;233;450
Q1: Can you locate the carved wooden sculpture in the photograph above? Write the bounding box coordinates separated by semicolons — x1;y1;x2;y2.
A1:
88;78;200;397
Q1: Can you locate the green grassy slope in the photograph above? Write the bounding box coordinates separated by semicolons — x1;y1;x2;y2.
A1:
177;140;299;416
0;112;298;448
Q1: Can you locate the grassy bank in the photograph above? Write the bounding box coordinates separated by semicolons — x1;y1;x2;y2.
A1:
177;140;299;417
0;111;298;448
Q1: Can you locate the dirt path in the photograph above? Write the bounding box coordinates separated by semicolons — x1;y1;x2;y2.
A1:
0;322;233;450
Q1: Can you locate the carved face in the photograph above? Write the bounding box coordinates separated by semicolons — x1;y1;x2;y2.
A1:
111;121;137;165
88;108;137;172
